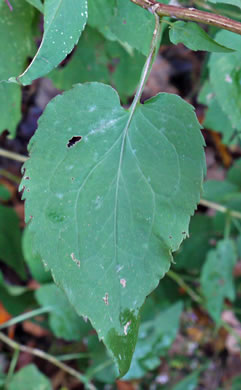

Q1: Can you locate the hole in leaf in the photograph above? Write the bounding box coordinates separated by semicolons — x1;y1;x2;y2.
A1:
67;136;82;148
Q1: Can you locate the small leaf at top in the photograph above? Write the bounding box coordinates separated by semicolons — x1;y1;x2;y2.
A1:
169;21;234;53
18;0;88;86
21;82;205;376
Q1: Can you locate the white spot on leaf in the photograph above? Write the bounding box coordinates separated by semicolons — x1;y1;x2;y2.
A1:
225;74;232;83
124;321;131;335
103;293;109;305
71;253;80;267
120;278;126;288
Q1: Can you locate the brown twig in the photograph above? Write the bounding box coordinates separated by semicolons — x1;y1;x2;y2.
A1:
131;0;241;35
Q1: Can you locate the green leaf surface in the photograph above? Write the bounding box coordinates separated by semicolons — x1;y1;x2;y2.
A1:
21;82;205;376
22;225;52;283
18;0;88;85
123;301;183;380
209;31;241;130
0;205;26;279
49;27;145;102
201;239;237;322
25;0;43;12
8;364;52;390
208;0;241;8
169;21;234;52
35;284;91;341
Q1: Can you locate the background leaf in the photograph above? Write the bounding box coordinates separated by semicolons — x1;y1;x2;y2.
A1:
201;239;237;322
0;183;11;201
0;271;34;316
0;82;21;138
198;81;240;145
0;205;26;279
209;31;241;131
48;26;145;102
123;301;183;380
87;0;169;56
22;225;52;284
172;367;202;390
174;214;215;271
21;83;205;376
35;283;91;341
8;364;52;390
208;0;241;8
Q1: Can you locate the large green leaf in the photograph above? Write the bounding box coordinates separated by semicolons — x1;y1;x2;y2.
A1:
21;82;205;375
8;364;52;390
209;31;241;131
201;239;237;322
18;0;88;85
0;0;35;136
169;21;234;52
0;205;26;279
35;283;91;341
